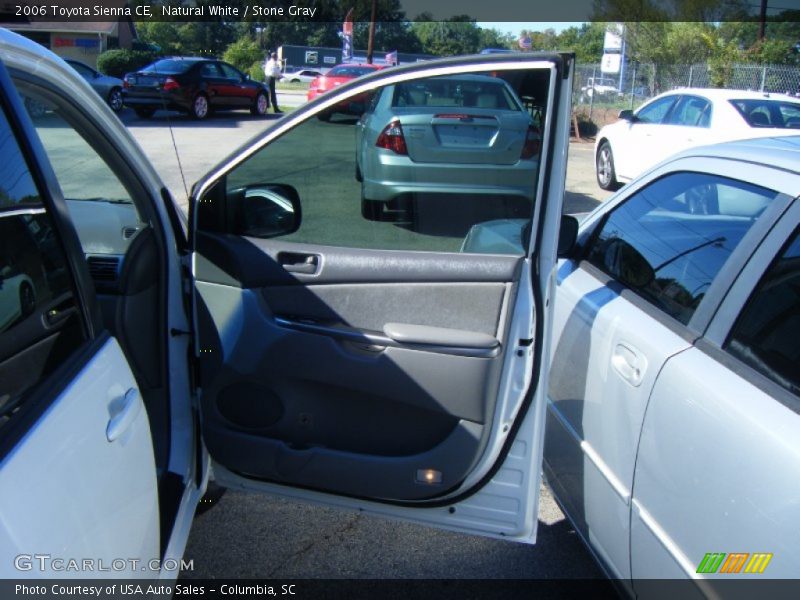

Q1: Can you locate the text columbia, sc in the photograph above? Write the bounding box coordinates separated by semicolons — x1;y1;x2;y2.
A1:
162;5;318;17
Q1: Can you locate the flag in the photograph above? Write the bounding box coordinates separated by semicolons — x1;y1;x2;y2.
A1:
385;50;398;65
342;8;354;61
343;8;353;37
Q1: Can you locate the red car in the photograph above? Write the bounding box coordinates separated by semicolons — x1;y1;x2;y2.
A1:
307;63;382;119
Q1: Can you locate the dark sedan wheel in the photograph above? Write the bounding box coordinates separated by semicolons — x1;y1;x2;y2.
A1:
134;107;156;119
191;93;210;120
107;87;123;112
251;91;269;116
596;141;621;191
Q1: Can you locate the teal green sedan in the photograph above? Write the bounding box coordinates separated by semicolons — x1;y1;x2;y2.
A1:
355;74;541;220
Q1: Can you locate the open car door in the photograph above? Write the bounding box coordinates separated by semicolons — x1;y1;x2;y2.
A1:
189;54;573;542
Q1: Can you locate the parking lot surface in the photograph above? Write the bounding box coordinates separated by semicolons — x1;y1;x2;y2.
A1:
124;108;609;580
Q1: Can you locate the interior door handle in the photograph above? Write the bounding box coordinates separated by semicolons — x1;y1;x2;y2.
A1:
106;388;141;442
611;343;647;387
278;252;320;275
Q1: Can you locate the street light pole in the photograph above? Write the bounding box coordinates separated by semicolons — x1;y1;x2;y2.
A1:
366;0;377;64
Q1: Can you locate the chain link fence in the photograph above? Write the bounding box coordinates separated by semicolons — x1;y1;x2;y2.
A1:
573;62;800;131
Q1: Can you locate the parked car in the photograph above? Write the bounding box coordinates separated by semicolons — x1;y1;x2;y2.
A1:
0;260;35;332
64;59;124;112
282;68;323;83
0;29;575;578
355;74;541;219
595;87;800;190
580;76;618;101
122;57;269;120
463;135;800;590
306;63;382;119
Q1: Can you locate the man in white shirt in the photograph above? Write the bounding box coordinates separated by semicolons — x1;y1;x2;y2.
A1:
263;52;282;114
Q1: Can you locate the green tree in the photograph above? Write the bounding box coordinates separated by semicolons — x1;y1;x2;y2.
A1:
222;37;263;73
479;28;515;51
554;22;605;62
135;21;181;55
411;17;482;56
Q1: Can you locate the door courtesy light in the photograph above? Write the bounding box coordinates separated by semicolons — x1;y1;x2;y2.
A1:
416;469;442;485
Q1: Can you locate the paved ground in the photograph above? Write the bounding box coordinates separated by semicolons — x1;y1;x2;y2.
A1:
123;107;611;216
124;106;611;581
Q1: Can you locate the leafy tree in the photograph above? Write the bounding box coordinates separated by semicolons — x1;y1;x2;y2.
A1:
222;37;263;72
479;28;515;51
553;23;605;62
135;21;181;55
97;49;160;77
411;17;482;56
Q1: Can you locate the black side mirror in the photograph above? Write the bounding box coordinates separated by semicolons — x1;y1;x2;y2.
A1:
227;184;302;238
618;109;635;122
558;215;579;258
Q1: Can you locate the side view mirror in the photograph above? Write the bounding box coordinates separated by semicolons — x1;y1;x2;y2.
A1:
557;215;579;258
618;109;635;122
227;184;302;238
601;237;655;289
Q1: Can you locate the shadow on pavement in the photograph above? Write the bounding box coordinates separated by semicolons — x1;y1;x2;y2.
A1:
120;108;284;128
564;190;603;215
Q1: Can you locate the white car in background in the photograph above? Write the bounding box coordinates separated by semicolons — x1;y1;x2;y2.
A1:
595;88;800;190
579;76;618;101
281;68;323;83
0;262;35;331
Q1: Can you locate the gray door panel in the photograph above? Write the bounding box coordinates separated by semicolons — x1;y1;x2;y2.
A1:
195;234;517;500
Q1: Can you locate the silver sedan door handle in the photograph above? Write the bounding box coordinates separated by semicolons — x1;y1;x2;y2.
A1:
106;388;141;442
611;343;647;387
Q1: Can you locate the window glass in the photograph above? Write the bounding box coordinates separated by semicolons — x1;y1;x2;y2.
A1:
0;104;84;425
67;61;94;79
15;81;146;272
144;59;196;75
218;63;242;80
726;229;800;396
210;69;548;256
391;77;519;110
729;99;800;128
636;95;678;124
586;172;780;325
327;65;379;78
667;96;711;127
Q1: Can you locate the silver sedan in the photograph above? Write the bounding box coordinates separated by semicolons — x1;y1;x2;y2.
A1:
355;74;541;219
65;59;124;112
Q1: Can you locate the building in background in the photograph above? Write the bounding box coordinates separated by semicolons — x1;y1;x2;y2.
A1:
2;20;136;68
278;44;432;71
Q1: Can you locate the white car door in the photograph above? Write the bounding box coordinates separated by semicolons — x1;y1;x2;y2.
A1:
658;94;714;159
545;156;795;583
614;94;680;180
631;196;800;590
0;61;160;577
189;55;573;542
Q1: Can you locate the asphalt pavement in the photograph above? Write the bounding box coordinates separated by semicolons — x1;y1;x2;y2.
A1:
123;107;612;582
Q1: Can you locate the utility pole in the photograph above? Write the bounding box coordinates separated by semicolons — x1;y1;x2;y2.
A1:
366;0;377;64
758;0;768;41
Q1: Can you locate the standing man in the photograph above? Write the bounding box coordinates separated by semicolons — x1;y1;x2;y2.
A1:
264;52;282;114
